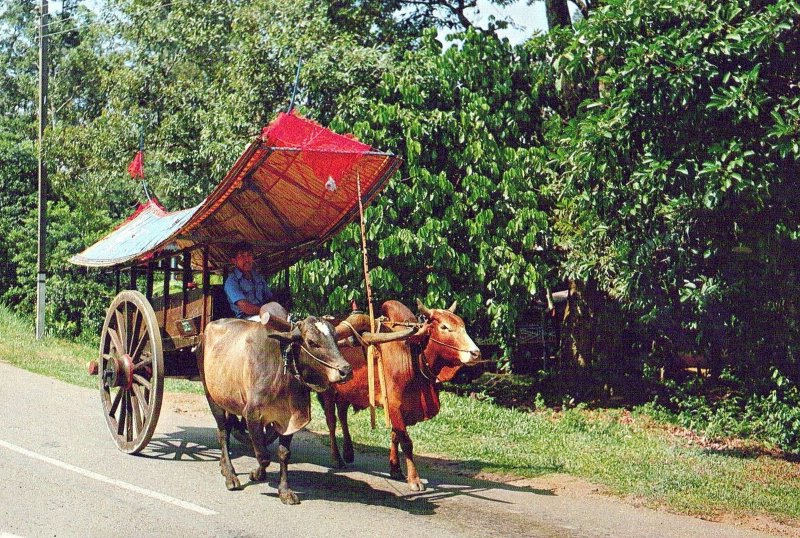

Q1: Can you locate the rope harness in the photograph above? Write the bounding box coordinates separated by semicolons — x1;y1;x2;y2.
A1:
339;319;368;347
416;349;438;383
335;316;485;388
280;326;343;391
429;337;477;353
428;336;492;365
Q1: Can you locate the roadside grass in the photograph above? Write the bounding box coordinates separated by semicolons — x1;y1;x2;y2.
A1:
0;305;201;394
306;397;800;523
1;305;798;525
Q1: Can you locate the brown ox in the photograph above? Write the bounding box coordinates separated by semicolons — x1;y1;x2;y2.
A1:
323;299;480;491
198;309;410;504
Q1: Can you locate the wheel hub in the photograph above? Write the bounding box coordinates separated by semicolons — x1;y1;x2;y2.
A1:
102;354;134;389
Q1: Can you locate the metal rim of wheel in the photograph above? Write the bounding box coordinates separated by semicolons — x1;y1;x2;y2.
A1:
98;290;164;454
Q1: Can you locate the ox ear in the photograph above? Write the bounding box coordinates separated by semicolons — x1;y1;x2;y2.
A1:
406;323;430;345
266;326;301;345
447;300;458;313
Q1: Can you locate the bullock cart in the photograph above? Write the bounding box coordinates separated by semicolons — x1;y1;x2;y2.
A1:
70;112;400;454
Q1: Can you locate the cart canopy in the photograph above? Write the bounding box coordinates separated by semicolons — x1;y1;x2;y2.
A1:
69;112;400;273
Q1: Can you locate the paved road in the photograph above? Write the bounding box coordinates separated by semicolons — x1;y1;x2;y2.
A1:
0;361;774;538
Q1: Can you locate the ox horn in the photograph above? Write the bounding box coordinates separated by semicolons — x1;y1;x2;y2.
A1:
448;300;458;313
334;313;371;341
416;299;433;319
360;326;416;345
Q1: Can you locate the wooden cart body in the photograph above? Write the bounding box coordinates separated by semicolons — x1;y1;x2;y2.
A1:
70;112;400;453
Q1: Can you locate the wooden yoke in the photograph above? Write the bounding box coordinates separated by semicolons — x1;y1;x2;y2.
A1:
356;173;391;428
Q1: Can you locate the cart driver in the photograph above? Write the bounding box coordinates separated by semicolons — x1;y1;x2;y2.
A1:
224;240;288;444
224;241;288;323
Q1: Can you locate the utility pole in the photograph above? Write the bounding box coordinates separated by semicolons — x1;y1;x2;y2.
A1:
36;0;49;340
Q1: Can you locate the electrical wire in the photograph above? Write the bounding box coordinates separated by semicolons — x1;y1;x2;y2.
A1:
33;0;185;40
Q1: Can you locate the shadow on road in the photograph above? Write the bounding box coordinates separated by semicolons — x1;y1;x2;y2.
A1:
137;424;557;513
256;469;438;514
138;426;220;462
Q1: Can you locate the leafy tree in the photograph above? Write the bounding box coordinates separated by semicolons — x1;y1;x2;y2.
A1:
291;29;553;362
0;130;37;302
548;0;800;383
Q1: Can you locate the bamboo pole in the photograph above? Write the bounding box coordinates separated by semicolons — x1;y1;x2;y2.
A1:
356;173;377;429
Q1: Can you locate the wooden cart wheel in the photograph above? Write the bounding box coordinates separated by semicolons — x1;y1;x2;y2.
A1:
98;290;164;454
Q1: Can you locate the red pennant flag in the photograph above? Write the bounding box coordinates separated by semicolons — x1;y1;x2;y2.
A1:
127;150;144;179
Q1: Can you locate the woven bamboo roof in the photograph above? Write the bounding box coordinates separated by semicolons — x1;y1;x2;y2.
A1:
69;112;400;273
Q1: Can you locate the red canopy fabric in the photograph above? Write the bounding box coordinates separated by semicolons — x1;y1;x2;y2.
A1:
263;111;370;187
71;112;401;273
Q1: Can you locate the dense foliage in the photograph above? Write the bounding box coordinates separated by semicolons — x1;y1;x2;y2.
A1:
550;0;800;381
1;0;798;448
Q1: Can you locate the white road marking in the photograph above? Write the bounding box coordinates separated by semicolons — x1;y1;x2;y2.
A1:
0;439;217;516
2;532;25;538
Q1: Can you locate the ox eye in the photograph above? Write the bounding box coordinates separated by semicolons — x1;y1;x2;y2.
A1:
440;324;451;332
309;340;321;349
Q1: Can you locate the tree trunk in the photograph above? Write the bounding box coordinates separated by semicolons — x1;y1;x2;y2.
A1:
545;0;572;29
558;279;598;398
560;280;591;370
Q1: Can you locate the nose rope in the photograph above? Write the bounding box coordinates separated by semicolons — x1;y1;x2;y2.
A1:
284;343;344;391
299;344;345;371
429;337;479;355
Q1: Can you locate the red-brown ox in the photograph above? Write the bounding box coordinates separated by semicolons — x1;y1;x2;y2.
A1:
198;310;410;504
323;299;481;491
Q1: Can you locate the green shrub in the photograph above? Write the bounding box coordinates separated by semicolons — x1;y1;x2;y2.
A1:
638;368;800;454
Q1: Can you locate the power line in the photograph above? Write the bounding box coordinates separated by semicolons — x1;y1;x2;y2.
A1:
30;5;96;30
33;0;182;39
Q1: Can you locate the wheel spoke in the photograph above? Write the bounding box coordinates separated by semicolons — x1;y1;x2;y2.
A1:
108;328;124;356
125;392;134;442
109;388;123;417
132;384;151;418
130;310;146;359
131;384;147;427
117;392;127;436
124;301;132;351
114;308;128;354
131;332;150;364
133;374;151;391
130;306;142;352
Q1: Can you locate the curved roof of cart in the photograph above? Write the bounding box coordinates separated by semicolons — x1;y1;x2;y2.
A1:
69;111;400;273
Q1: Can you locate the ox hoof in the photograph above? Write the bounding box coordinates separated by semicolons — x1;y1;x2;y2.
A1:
279;490;300;505
225;476;242;491
250;468;268;482
390;467;405;482
408;479;426;492
343;447;354;464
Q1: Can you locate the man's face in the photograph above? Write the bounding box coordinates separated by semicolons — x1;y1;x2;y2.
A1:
232;250;254;273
